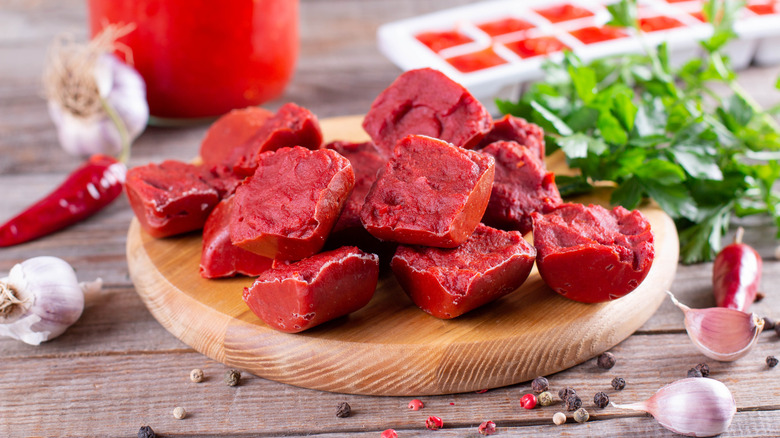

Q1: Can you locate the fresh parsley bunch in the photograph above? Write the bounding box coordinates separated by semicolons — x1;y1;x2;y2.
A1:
498;0;780;263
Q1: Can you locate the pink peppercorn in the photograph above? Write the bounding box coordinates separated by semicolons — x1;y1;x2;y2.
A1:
426;415;444;430
520;393;537;409
408;399;424;411
380;429;398;438
478;420;497;435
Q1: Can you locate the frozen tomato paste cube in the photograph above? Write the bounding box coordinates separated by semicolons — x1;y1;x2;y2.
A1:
532;203;655;303
243;246;379;333
323;141;396;259
391;224;536;319
362;68;492;157
360;135;495;248
476;17;534;37
126;160;220;238
638;15;685;32
199;106;274;170
325;140;386;235
230;147;354;261
200;196;273;279
569;26;628;44
480;141;561;234
416;29;473;52
446;47;508;73
476;114;546;163
200;164;244;199
534;3;594;22
233;103;324;176
503;35;570;59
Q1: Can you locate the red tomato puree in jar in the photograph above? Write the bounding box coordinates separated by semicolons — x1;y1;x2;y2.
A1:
88;0;298;119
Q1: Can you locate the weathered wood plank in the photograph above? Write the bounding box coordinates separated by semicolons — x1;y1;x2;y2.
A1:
1;332;779;436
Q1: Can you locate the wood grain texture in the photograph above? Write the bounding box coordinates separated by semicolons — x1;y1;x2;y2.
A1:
126;116;679;396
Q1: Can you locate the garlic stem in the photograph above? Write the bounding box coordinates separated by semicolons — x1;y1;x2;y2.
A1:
99;95;131;163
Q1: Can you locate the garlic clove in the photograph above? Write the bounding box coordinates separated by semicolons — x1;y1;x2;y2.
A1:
612;377;736;437
668;291;763;362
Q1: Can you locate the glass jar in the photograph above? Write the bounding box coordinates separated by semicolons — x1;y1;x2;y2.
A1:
88;0;298;122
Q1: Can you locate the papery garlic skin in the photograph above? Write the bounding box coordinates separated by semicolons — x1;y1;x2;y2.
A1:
0;256;85;345
613;378;736;437
48;53;148;158
668;291;763;362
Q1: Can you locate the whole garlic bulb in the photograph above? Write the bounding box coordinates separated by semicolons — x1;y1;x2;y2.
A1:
0;256;91;345
43;25;149;160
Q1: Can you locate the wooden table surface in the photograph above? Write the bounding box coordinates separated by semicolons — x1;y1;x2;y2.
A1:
2;1;779;436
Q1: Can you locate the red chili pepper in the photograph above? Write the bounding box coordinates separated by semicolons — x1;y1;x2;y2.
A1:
0;154;126;247
712;227;763;311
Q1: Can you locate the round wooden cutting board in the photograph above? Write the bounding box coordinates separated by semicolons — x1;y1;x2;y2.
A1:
126;115;679;396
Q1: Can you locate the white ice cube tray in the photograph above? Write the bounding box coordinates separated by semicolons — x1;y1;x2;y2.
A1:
377;0;780;108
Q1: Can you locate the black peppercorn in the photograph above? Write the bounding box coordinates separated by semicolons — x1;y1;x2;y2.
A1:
687;367;703;378
767;356;779;368
774;324;780;337
597;352;616;369
336;401;352;418
558;387;576;401
762;316;776;330
611;377;626;391
565;394;582;411
225;369;241;387
593;392;609;409
531;376;549;393
138;425;156;438
695;362;710;377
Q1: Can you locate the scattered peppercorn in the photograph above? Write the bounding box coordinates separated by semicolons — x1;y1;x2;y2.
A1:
558;387;576;401
224;369;241;387
597;352;616;369
190;368;204;383
687;367;703;378
426;415;444;430
531;376;549;393
138;425;155;438
172;406;186;420
695;362;710;377
565;394;582;412
611;377;626;390
762;317;776;331
552;412;567;425
520;393;537;409
478;420;497;435
593;392;609;409
380;429;398;438
774;324;780;337
767;356;779;368
538;391;554;407
408;398;424;411
336;402;352;418
573;408;590;423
